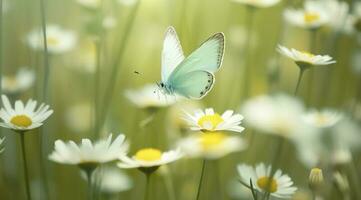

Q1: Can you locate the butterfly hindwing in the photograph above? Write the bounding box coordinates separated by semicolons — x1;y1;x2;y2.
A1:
161;26;185;82
170;70;214;99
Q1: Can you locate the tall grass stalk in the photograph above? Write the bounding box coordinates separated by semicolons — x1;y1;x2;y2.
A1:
94;39;101;139
0;0;3;98
162;172;176;200
99;0;142;131
18;133;32;200
39;0;51;198
307;29;317;103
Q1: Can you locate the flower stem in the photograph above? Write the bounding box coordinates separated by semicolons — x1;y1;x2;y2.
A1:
19;133;32;200
294;69;305;96
86;169;94;200
94;39;101;139
145;173;151;200
196;160;206;200
40;0;50;102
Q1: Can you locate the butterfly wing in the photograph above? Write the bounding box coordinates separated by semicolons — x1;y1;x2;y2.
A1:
170;70;214;99
161;26;185;82
169;32;225;81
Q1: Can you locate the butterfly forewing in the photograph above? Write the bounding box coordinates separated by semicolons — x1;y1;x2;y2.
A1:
161;26;185;82
168;32;225;81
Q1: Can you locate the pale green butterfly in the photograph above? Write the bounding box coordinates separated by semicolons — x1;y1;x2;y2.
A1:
158;26;225;99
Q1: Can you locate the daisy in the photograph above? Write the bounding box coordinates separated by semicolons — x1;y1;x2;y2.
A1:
241;94;307;137
117;148;182;174
232;0;281;8
49;134;128;170
284;1;330;29
277;45;336;69
26;25;77;54
183;108;245;133
0;95;53;132
2;67;35;94
77;0;101;9
302;109;343;128
125;84;178;109
98;167;133;194
177;132;247;160
237;163;297;199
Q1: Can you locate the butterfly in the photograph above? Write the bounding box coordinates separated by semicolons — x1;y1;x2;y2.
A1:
158;26;225;99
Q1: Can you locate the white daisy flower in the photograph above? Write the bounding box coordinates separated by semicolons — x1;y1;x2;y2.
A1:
302;109;343;128
177;132;247;160
0;95;53;132
0;137;5;153
77;0;101;9
320;0;349;32
99;167;133;194
125;84;178;109
241;94;307;137
231;0;281;8
284;1;330;29
26;25;77;54
2;67;35;94
117;148;182;174
277;45;336;68
237;163;297;199
183;108;245;133
49;134;128;169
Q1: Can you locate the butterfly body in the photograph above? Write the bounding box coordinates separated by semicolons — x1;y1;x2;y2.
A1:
158;26;225;99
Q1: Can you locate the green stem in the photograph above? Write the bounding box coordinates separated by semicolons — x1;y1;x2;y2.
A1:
38;1;51;197
307;29;317;104
19;133;32;200
294;69;305;96
0;0;3;97
242;7;255;100
145;173;151;200
196;160;206;200
99;0;141;131
163;172;176;200
86;170;94;200
94;39;101;139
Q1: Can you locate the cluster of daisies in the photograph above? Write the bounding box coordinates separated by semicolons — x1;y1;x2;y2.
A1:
0;93;299;199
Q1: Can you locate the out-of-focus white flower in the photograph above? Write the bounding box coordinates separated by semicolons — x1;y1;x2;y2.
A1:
99;167;133;194
49;134;128;169
117;0;137;6
64;102;92;133
177;132;246;160
241;94;305;137
342;2;361;34
117;148;182;174
102;16;117;30
284;1;330;29
231;0;281;8
331;147;352;165
320;0;349;31
77;0;101;9
228;26;259;49
125;84;178;109
302;109;343;128
333;172;350;193
69;41;96;73
277;45;336;68
0;95;53;132
237;163;298;199
2;68;35;94
183;108;245;133
26;25;77;54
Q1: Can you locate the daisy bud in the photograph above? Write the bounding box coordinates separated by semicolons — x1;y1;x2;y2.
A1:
309;168;324;191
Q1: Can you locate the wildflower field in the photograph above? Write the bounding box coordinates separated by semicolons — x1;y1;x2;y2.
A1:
0;0;361;199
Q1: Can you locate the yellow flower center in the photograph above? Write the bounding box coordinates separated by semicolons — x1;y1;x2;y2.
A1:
304;12;320;23
315;114;329;126
135;148;162;162
197;113;224;130
10;115;32;127
257;176;278;193
47;37;60;46
200;132;226;150
301;51;315;58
